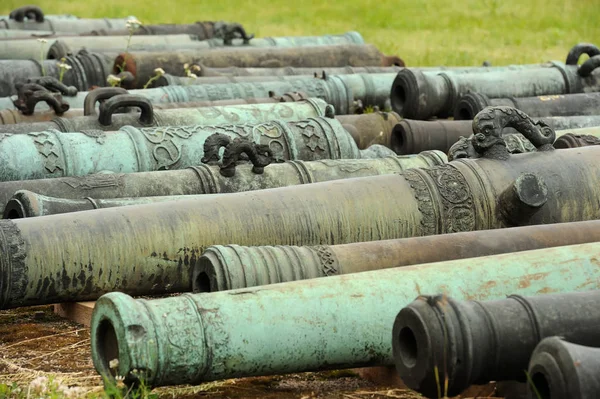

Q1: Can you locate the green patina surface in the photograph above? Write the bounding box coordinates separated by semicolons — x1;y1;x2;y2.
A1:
4;152;445;217
90;242;600;388
0;97;330;132
0;115;391;182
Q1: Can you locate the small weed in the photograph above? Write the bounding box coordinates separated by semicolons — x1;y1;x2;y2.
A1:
37;38;47;76
56;58;72;82
525;370;543;399
142;68;165;89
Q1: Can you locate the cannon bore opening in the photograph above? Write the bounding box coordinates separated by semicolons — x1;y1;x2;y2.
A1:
97;318;120;377
457;107;473;121
393;85;406;115
397;326;418;367
195;271;212;293
3;199;26;219
531;372;551;399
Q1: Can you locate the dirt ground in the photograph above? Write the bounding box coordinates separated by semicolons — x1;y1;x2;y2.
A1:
0;306;500;399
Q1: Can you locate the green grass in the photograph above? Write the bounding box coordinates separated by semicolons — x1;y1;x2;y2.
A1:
2;0;600;66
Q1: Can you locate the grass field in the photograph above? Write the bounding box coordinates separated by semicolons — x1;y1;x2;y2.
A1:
2;0;600;66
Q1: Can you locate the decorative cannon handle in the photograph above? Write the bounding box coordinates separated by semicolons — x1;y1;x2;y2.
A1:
565;42;600;65
26;76;78;97
213;22;254;45
12;83;70;115
201;133;233;165
8;5;45;22
98;94;154;126
472;106;555;158
578;54;600;77
14;88;70;116
83;87;128;116
220;138;274;177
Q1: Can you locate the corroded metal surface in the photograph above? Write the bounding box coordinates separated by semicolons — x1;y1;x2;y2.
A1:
0;83;351;112
337;112;401;148
0;15;135;32
0;108;598;309
0;50;112;96
391;117;600;154
83;21;249;39
0;152;444;214
393;290;600;398
89;244;600;388
147;73;396;113
455;92;600;120
528;337;600;399
114;44;394;89
0;34;204;60
192;219;600;292
0;116;394;181
554;132;600;148
0;107;84;124
196;65;405;77
391;62;600;119
0;96;331;133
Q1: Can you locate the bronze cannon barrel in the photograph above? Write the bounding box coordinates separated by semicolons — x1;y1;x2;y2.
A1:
0;107;600;306
45;32;369;60
114;44;398;89
391;62;600;120
337;112;401;148
393;290;600;398
0;152;446;215
82;21;249;38
0;50;113;96
3;153;446;218
455;92;600;120
192;63;553;78
146;73;397;113
0;96;332;133
0;116;393;182
0;80;356;112
196;65;405;77
0;89;312;117
0;13;135;33
192;220;600;292
0;34;208;60
392;116;600;154
528;337;600;399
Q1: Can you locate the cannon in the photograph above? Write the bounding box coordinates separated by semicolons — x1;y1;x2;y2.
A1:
88;243;600;388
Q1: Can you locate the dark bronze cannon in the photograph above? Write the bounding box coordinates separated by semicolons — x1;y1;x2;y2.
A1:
0;8;135;33
82;21;251;39
88;243;600;389
114;44;400;89
554;130;600;148
528;337;600;399
0;50;112;96
455;92;600;120
337;112;401;148
0;95;332;133
3;153;445;218
192;63;553;78
192;220;600;292
0;152;445;216
392;116;600;154
0;115;394;181
0;34;210;60
44;32;368;60
391;62;600;120
195;65;404;77
393;290;600;398
0;106;599;307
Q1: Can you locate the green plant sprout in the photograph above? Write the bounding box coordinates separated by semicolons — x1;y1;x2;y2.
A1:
56;57;72;82
143;68;165;89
